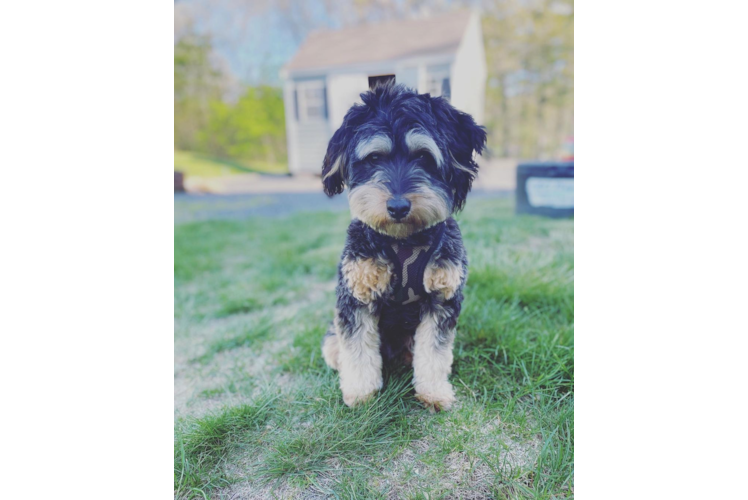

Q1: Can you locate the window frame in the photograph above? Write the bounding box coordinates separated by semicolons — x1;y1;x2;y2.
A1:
424;64;451;99
295;79;328;122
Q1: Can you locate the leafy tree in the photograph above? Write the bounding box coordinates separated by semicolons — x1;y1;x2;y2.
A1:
175;26;287;166
483;0;574;159
174;33;226;151
198;86;286;163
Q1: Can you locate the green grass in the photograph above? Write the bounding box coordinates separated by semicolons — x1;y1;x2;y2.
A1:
174;198;574;499
175;149;288;177
175;395;280;495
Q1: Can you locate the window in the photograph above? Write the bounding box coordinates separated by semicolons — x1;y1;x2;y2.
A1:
425;64;451;100
294;80;327;122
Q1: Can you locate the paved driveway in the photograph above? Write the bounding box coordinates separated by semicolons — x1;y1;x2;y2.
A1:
175;190;511;224
174;191;350;224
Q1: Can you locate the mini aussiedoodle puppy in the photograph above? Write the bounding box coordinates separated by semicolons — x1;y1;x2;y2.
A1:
320;83;486;411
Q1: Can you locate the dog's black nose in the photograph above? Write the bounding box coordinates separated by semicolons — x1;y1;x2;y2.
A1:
387;198;411;220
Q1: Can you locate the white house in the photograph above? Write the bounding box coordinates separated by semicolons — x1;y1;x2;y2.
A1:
280;10;487;175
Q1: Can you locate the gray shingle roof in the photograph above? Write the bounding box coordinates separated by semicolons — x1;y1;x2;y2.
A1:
284;10;472;73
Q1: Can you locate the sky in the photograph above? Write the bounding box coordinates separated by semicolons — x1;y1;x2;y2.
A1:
174;0;299;84
176;0;336;85
175;0;572;102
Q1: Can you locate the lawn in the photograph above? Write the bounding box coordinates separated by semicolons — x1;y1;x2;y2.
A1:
175;150;288;177
174;197;574;499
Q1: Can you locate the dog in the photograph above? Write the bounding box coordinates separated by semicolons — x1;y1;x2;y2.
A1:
320;83;486;410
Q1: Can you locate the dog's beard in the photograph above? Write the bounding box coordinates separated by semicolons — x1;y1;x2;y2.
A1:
348;183;450;239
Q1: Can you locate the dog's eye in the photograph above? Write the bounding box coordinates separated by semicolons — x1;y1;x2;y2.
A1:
366;154;380;163
417;152;433;163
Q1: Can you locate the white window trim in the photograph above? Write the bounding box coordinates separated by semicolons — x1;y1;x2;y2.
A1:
424;64;451;98
296;80;327;123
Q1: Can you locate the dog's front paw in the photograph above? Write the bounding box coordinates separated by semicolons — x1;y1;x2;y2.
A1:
343;389;377;407
415;383;456;411
424;262;463;300
342;257;392;304
342;380;382;407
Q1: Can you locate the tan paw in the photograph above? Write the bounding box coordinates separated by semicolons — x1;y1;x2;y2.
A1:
341;372;383;407
424;262;463;300
342;388;379;407
342;257;392;304
415;384;456;411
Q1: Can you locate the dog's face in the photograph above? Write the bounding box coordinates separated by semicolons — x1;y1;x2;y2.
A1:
322;84;487;239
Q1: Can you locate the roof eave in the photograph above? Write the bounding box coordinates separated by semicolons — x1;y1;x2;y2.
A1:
283;49;460;80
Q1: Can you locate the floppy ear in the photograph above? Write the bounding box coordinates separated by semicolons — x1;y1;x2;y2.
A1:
321;125;347;196
322;100;370;196
430;97;487;211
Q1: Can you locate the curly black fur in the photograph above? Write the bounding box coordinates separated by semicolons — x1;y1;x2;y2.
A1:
321;83;486;406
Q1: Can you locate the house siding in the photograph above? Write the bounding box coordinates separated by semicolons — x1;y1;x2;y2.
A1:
282;80;299;174
327;73;369;130
286;78;333;174
295;120;330;174
282;11;486;175
450;12;486;124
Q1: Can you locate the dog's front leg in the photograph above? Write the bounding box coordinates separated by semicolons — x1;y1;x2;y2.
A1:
332;255;391;406
413;259;464;410
336;306;383;407
412;306;457;411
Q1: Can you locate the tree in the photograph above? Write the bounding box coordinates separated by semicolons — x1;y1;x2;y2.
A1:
174;32;226;151
198;86;286;163
482;0;574;159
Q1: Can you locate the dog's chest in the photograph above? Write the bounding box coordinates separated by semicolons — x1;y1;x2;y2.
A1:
386;242;432;305
381;221;446;306
377;244;435;361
